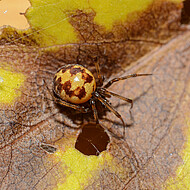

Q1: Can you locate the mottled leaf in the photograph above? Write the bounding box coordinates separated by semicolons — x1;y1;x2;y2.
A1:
0;0;190;190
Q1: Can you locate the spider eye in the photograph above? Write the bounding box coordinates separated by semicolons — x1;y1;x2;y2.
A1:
54;65;96;104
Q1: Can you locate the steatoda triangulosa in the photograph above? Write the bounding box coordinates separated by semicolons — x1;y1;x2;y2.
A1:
46;62;151;137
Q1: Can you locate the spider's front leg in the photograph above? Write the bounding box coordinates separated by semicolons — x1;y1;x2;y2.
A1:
98;88;133;109
104;73;152;89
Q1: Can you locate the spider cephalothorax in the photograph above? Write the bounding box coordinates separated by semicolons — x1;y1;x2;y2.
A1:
51;63;151;136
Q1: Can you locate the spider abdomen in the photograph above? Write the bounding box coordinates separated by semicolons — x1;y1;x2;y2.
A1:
53;64;96;104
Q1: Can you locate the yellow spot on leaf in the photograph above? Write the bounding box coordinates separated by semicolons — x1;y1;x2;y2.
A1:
0;66;25;104
26;0;182;46
90;0;152;30
164;117;190;189
53;147;113;190
90;0;182;30
26;0;91;46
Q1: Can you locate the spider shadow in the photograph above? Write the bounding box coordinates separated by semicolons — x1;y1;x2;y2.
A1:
43;75;152;138
45;85;151;138
53;100;134;140
52;100;108;130
49;100;129;141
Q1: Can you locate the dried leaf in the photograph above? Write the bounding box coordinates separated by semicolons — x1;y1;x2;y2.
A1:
0;0;189;190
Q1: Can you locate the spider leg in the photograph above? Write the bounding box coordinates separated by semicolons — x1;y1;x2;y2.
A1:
98;88;133;109
90;98;99;124
54;97;89;113
104;73;152;89
94;92;126;137
94;61;104;86
43;79;89;113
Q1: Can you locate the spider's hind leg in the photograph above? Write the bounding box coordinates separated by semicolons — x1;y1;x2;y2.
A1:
90;98;99;124
94;92;126;138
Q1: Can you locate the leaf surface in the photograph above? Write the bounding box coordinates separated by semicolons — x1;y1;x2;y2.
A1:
0;0;190;190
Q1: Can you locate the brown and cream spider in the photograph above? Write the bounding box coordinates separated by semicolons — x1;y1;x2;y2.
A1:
47;62;151;136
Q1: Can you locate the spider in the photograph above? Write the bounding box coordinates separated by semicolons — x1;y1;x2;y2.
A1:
47;62;151;137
